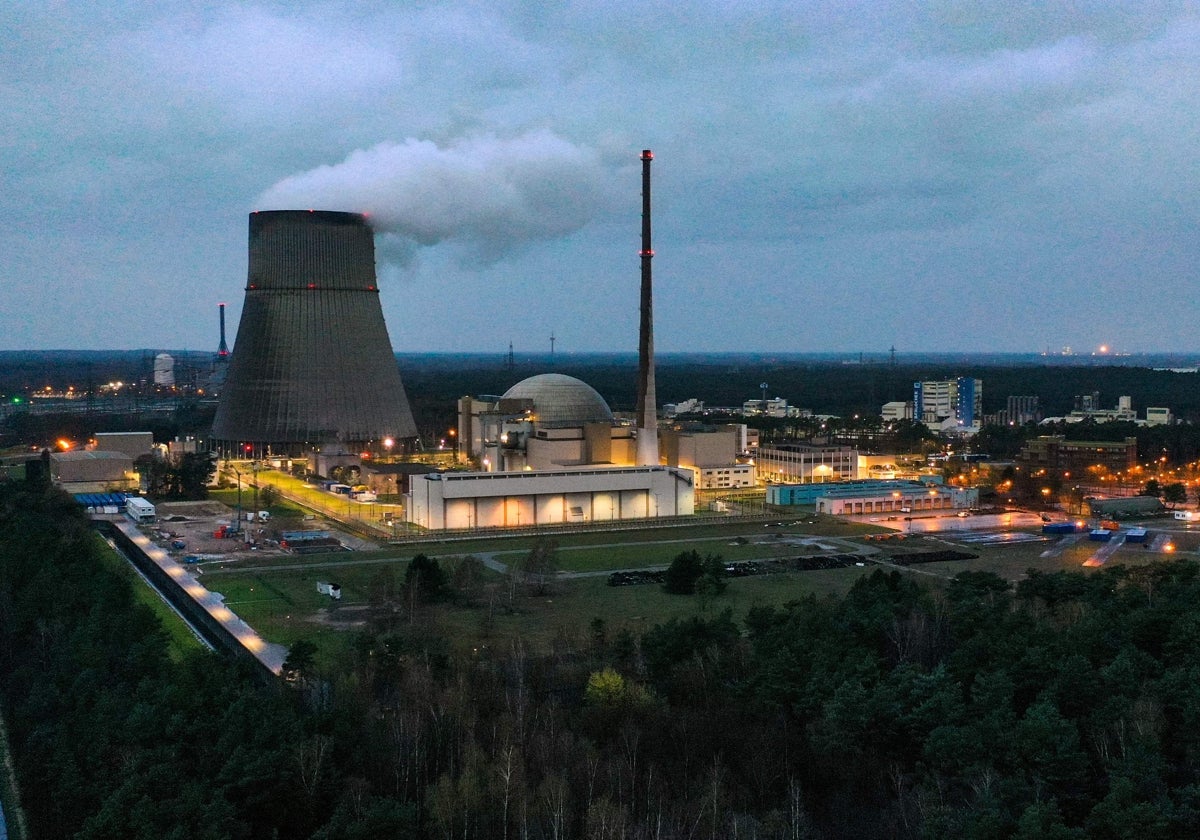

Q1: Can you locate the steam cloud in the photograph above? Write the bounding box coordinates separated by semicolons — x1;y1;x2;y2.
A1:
255;130;615;263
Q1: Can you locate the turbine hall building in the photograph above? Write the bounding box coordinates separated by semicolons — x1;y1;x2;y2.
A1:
211;210;417;457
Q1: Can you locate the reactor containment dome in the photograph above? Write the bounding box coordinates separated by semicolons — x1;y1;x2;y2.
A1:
500;373;614;428
211;210;417;456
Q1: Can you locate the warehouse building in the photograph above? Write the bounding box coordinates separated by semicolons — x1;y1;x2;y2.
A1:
406;465;694;530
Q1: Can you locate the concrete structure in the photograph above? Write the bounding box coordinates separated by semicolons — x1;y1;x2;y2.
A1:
913;378;982;430
986;395;1041;426
1145;407;1172;426
635;149;659;467
90;431;154;460
661;424;754;489
664;398;704;417
756;443;858;485
881;401;912;421
166;436;202;458
694;464;755;489
1054;393;1137;424
211;210;417;457
49;450;137;491
359;461;442;496
406;465;694;530
460;374;637;473
1017;435;1138;474
742;397;804;418
153;353;175;386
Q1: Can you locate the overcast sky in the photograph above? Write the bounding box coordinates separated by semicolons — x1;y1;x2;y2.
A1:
3;1;1198;355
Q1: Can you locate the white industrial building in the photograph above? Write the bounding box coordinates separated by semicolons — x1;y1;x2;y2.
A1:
406;465;695;530
444;373;743;528
814;484;978;515
756;443;858;484
661;424;755;489
50;450;138;492
1145;407;1172;426
881;401;913;421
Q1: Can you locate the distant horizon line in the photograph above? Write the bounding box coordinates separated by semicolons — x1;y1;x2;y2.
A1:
4;348;1200;361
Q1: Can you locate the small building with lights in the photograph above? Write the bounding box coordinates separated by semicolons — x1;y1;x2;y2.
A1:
812;483;976;515
766;478;973;514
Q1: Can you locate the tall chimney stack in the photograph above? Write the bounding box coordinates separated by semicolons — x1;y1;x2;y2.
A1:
217;303;229;357
635;149;659;467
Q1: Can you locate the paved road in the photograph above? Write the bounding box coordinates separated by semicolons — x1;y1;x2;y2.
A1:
117;522;288;674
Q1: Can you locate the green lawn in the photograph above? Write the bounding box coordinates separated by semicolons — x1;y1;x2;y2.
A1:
198;515;1192;664
93;535;207;661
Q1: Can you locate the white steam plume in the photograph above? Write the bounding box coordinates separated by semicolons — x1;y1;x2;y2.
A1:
255;130;615;263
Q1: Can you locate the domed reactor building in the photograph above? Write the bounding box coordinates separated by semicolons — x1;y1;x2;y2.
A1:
458;373;631;472
211;210;417;458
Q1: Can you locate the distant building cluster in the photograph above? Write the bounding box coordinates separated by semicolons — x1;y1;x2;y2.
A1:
663;395;808;420
741;397;806;418
1039;393;1172;426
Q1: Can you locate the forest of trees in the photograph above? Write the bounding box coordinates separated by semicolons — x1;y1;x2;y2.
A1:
8;352;1200;458
6;476;1200;837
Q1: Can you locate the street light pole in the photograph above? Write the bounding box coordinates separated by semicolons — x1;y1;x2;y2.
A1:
232;466;243;534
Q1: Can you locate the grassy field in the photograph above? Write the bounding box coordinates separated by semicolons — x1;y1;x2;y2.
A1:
93;534;208;661
197;515;1193;664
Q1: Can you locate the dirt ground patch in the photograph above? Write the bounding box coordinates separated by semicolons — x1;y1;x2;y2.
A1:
149;500;286;559
306;605;371;629
156;501;233;519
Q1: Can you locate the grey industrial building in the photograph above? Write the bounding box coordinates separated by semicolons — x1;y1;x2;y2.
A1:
211;211;417;457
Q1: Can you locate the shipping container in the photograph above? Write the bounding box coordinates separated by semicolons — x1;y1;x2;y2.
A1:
1042;522;1078;534
1125;528;1148;543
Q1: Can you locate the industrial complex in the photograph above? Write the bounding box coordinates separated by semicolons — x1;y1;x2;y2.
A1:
20;150;1172;535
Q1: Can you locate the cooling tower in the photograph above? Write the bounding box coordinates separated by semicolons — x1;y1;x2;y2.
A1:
211;210;417;455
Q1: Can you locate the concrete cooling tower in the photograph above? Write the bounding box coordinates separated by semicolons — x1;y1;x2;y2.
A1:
211;210;417;456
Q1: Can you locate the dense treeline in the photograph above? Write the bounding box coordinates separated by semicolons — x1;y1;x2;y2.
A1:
974;419;1200;465
6;352;1200;452
7;477;1200;836
0;478;415;838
